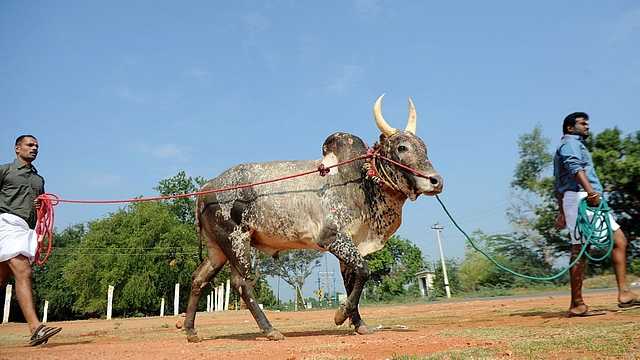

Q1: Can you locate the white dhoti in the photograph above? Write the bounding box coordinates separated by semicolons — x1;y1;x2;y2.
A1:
563;191;620;245
0;213;39;264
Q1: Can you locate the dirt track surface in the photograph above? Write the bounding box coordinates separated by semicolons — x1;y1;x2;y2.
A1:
1;289;638;360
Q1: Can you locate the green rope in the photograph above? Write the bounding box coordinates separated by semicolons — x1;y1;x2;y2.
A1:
574;197;614;261
434;194;614;281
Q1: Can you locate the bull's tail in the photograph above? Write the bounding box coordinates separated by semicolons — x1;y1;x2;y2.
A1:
195;196;204;263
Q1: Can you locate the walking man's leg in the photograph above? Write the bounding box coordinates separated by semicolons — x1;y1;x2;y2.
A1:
611;229;638;305
7;255;42;334
569;244;587;315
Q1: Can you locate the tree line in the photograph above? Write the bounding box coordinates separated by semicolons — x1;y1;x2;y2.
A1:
2;126;638;322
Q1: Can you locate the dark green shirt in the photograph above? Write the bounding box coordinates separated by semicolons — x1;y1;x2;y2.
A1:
0;158;45;229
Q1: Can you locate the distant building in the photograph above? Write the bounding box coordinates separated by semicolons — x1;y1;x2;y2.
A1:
415;271;435;297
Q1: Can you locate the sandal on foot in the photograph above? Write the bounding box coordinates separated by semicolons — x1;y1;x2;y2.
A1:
30;324;62;346
618;298;640;308
568;308;606;317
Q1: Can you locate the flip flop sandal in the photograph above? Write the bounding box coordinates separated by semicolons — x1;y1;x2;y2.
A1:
29;324;62;346
618;298;640;309
568;308;606;317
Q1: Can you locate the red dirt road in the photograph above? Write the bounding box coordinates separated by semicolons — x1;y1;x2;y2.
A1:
1;289;638;359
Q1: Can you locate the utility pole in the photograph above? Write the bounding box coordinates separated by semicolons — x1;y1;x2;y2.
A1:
432;222;451;298
324;254;331;306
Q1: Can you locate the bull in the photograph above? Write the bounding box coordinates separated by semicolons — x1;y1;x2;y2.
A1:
184;94;443;342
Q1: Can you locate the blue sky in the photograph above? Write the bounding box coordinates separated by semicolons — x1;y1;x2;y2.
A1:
2;1;639;302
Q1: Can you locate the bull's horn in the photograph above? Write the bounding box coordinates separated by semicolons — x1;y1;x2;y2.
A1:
374;93;398;137
405;98;417;134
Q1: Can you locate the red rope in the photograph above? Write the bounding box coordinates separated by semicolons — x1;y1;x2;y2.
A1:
33;151;434;265
33;155;367;264
378;155;436;180
35;193;59;264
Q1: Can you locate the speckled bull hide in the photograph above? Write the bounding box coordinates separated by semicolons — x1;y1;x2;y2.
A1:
184;94;443;342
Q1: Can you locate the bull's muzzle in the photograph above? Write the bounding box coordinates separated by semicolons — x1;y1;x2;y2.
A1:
423;174;443;196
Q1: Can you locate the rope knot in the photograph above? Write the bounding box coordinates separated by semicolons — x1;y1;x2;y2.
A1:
317;164;331;176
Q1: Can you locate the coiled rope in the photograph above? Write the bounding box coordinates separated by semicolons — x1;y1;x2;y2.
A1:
574;197;614;261
435;195;615;281
35;193;59;264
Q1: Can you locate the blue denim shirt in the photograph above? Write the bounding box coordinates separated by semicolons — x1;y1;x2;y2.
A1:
553;134;603;195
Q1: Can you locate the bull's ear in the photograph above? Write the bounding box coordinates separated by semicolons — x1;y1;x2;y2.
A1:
406;98;416;134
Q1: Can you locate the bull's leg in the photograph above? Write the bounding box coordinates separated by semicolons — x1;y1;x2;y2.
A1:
220;231;284;341
184;244;227;343
321;231;372;335
339;260;373;334
228;263;284;340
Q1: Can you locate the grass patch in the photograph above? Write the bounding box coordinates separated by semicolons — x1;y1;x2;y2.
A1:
434;320;640;359
391;348;496;360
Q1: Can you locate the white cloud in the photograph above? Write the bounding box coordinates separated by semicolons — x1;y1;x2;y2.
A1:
78;171;127;188
120;56;143;65
150;143;185;159
184;67;212;81
241;12;270;32
608;8;640;42
157;87;188;109
127;142;188;161
354;0;383;19
326;65;363;95
117;87;149;104
240;12;270;47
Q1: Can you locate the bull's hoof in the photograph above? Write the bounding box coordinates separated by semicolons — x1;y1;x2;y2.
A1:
265;329;285;341
334;304;349;326
186;333;202;343
355;324;375;335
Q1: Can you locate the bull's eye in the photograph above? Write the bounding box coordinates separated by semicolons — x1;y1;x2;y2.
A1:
398;145;407;152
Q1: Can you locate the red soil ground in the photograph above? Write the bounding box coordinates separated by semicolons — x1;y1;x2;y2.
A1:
0;289;638;360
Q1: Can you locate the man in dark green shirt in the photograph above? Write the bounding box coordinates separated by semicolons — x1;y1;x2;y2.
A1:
0;135;61;345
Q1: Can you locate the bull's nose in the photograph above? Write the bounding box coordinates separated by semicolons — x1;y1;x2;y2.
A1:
430;175;443;192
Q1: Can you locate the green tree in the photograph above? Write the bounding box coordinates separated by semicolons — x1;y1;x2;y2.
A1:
153;170;206;225
32;224;86;321
364;235;428;301
588;128;640;256
458;230;565;294
258;249;323;309
429;257;460;298
508;123;567;265
62;200;199;317
60;172;205;318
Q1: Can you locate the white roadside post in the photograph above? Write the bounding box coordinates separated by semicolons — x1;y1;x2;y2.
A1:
107;285;114;320
43;300;49;323
174;283;180;316
214;286;219;311
2;284;12;323
160;298;165;317
224;279;231;310
218;285;224;311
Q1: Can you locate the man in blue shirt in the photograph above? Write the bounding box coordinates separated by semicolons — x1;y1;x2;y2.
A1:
554;112;639;316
